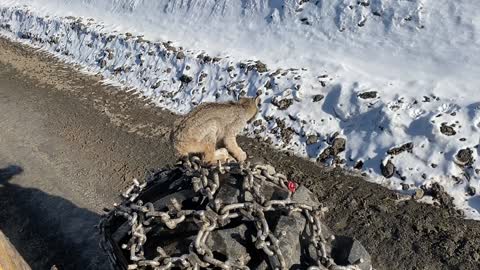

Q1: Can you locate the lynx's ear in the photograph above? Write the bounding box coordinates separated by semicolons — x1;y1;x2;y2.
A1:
254;96;261;106
238;97;250;105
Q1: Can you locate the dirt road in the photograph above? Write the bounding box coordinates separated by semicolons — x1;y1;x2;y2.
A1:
0;37;479;270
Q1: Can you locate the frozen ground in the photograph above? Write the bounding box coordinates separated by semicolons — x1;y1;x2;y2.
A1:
0;0;479;218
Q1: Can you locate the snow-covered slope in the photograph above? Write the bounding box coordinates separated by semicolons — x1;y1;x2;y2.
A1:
0;0;479;219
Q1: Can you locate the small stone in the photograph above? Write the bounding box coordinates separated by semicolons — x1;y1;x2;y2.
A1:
423;183;456;210
300;17;311;25
331;236;372;270
412;189;424;200
387;142;414;155
401;183;410;190
99;59;107;68
271;98;294;110
440;124;456;136
354;160;364;170
455;148;474;167
264;80;273;89
203;55;212;63
179;75;193;84
291;185;320;207
381;160;395;178
252;119;262;127
332;137;346;155
255;61;267;73
306;134;318;145
163;42;176;52
467;186;476;196
312;94;325;102
318;147;332;163
176;51;185;60
358;91;378;99
151;81;161;89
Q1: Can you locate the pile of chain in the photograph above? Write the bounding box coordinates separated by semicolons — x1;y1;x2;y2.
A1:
100;157;371;270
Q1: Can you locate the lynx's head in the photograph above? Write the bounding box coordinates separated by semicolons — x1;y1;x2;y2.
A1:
239;96;261;123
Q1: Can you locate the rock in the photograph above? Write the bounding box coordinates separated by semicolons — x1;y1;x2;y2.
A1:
275;118;286;129
423;183;456;211
300;17;311;25
455;148;474;167
252;119;262;127
271;98;294;110
162;42;176;52
359;0;370;7
151;81;161;89
387;142;414;155
401;183;410;191
412;189;424;200
176;51;185;60
306;134;318;145
215;179;242;205
264;80;273;89
440;124;456;136
203;55;212;63
280;127;295;144
312;94;324;102
331;236;371;270
467;186;476;196
291;185;320;207
260;180;290;201
358;91;377;99
207;224;251;266
318;147;332;162
381;160;395;178
354;160;364;170
99;59;107;68
332;137;346;155
179;75;193;84
271;214;306;267
255;61;268;73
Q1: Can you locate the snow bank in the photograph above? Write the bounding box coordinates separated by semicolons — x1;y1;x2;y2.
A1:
0;0;479;219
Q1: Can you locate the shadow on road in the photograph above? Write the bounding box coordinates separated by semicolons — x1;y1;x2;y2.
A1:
0;165;111;270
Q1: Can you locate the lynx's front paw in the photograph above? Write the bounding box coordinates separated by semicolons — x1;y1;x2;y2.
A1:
214;148;230;163
234;150;247;162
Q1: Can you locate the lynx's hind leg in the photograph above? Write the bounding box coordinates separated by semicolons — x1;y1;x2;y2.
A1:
224;136;247;162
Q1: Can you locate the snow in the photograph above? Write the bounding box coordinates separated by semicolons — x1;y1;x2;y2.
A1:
0;0;479;219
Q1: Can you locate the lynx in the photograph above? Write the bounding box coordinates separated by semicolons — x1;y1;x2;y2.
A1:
171;97;260;164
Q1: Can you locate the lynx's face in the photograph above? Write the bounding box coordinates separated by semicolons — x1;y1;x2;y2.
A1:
241;96;261;123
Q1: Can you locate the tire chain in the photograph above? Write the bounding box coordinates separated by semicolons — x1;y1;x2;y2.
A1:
100;156;365;270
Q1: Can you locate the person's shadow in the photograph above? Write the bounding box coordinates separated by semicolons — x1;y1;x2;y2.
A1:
0;165;111;270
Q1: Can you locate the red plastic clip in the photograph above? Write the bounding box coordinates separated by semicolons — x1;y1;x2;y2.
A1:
287;181;297;192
